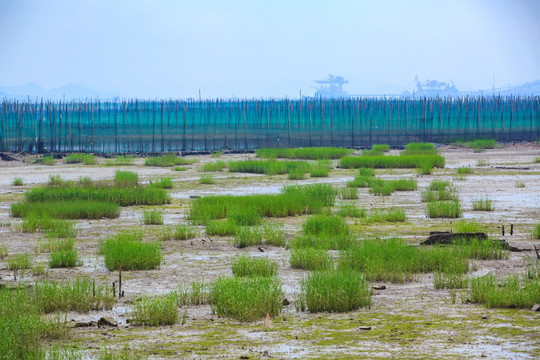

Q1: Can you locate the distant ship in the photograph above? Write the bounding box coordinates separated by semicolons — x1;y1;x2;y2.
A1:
313;75;349;98
411;76;459;97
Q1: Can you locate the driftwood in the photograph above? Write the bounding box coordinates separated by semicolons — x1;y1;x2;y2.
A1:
0;153;17;161
421;232;521;252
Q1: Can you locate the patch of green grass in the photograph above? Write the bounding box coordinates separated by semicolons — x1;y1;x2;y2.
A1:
476;159;490;166
532;223;540;239
142;210;164;225
425;200;462;218
26;185;170;206
37;155;55;166
288;168;307;180
339;154;444;169
145;154;195;167
515;180;525;188
535;157;540;163
211;151;222;158
200;174;215;184
470;273;540;309
12;178;24;186
421;189;458;202
346;175;373;188
0;243;8;259
289;234;355;251
178;280;209;306
303;214;349;237
129;292;178;326
65;153;96;165
337;204;367;218
234;226;263;248
35;238;74;254
389;178;418;191
453;237;508;260
166;224;198;240
256;147;353;160
105;155;135;166
429;180;451;191
210;276;283;322
12;201;120;219
452;220;485;234
173;166;187;171
202;161;226;172
34;278;114;313
401;142;438;155
20;213;77;238
262;222;287;247
290;248;333;271
460;139;496;152
368;178;395;196
371;144;390;153
205;220;238;236
115;170;138;187
190;184;335;224
471;198;494;211
339;187;358;200
309;160;331;177
364;209;406;223
228;160;311;176
0;286;71;360
457;166;472;174
151;177;173;189
338;238;469;283
228;208;262;226
232;255;278;277
49;249;79;268
100;231;162;271
296;270;372;313
8;253;32;278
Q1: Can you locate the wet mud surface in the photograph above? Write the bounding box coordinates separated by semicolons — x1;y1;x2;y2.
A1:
0;144;539;359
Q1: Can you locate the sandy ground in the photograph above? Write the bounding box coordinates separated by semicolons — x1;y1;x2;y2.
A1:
0;143;539;359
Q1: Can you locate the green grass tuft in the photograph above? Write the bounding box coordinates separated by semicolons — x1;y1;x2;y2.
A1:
471;198;494;211
129;293;178;326
425;200;462;218
142;211;164;225
290;248;333;271
100;231;162;271
232;255;278;277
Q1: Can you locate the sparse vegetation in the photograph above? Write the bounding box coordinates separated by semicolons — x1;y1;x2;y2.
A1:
200;174;215;184
256;147;352;160
105;155;135;166
425;200;462;218
143;210;164;225
290;248;333;271
129;293;178;326
232;255;278;277
12;178;24;186
65;153;96;165
202;161;226;172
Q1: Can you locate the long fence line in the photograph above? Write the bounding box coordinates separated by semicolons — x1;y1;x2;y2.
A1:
0;96;538;153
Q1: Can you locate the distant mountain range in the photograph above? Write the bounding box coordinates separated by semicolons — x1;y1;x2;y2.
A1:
0;82;119;100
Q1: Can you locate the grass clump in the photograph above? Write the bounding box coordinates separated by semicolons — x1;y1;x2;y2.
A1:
142;210;164;225
296;270;372;313
457;166;472;174
49;249;79;268
129;292;178;326
452;220;485;234
515;180;525;188
178;280;209;306
145;153;194;167
170;224;198;240
210;276;283;322
20;213;77;238
151;177;173;189
470;273;539;309
471;198;494;211
65;153;96;165
34;278;114;313
461;139;496;152
340;187;358;200
99;346;145;360
339;154;444;169
8;253;32;279
228;160;311;176
401;142;438;155
105;155;134;166
262;222;287;247
364;209;406;223
232;255;278;277
290;248;333;271
26;185;169;206
37;155;55;166
338;204;366;218
425;200;462;218
476;159;490;166
12;178;24;186
100;231;162;271
309;160;331;177
234;227;263;248
0;243;7;259
453;237;508;260
202;161;226;172
289;234;355;251
200;174;215;184
206;220;238;236
0;286;71;360
115;170;138;187
173;166;187;171
256;147;352;160
368;178;394;196
12;201;119;219
533;224;540;239
288;168;307;180
228;208;262;226
303;214;349;237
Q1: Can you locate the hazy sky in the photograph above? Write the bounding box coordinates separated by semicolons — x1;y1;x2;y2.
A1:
1;0;539;98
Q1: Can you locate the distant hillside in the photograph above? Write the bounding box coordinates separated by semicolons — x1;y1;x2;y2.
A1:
0;82;119;100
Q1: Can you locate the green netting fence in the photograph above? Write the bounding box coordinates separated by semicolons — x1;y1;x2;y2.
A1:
1;96;538;153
